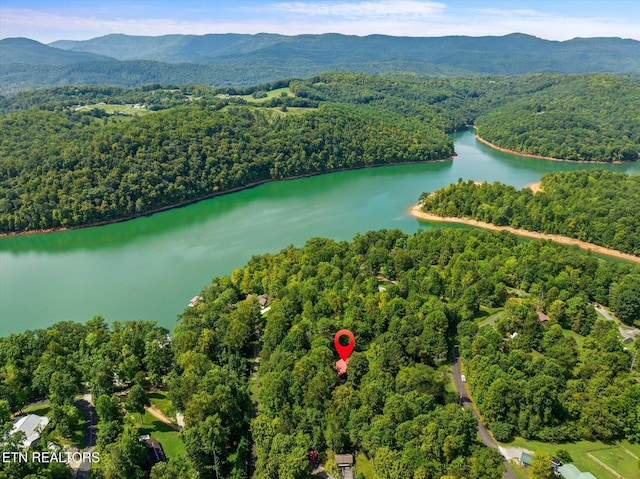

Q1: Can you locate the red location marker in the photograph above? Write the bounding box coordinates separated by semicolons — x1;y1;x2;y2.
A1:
334;329;355;361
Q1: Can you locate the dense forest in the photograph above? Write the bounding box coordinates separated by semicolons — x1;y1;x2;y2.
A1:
2;228;639;478
0;318;173;479
474;75;640;161
172;228;638;478
291;72;640;161
0;100;451;233
2;73;639;234
418;170;640;261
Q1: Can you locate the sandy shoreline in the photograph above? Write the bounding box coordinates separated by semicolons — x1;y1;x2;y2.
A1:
474;134;626;164
409;204;640;263
525;181;543;194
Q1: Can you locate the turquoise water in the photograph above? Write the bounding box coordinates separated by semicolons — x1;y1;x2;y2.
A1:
1;130;638;334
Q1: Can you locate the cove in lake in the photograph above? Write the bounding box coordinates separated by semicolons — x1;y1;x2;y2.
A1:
1;130;639;335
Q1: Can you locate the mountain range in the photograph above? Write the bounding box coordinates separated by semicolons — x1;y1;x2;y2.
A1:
1;33;640;95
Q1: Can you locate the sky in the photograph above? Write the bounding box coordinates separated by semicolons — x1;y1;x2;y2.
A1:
1;0;639;44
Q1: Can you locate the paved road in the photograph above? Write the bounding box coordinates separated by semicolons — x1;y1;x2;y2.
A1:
74;398;97;479
451;349;518;479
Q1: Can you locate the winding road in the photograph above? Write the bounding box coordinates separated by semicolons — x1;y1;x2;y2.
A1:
451;348;517;479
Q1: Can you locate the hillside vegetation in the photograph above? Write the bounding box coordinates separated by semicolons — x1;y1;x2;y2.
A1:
0;100;451;233
475;75;640;161
2;33;640;94
171;228;639;478
291;72;640;160
1;73;639;234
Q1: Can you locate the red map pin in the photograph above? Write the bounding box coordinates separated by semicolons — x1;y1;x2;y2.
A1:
334;329;355;361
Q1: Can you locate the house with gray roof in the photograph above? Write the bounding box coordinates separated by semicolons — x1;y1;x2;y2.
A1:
8;414;50;448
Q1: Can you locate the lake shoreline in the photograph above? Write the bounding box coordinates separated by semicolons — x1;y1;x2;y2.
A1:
474;133;628;164
409;204;640;263
0;157;454;238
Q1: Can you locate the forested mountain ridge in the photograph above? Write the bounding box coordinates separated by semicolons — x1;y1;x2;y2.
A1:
0;37;117;64
47;33;640;71
0;100;452;233
2;33;640;95
419;170;640;263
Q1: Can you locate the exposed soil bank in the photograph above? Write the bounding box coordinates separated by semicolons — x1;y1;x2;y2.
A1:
409;204;640;264
474;134;626;164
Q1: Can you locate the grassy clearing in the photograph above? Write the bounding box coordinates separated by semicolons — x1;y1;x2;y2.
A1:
561;327;586;347
128;410;184;459
589;446;640;478
620;440;640;458
240;87;292;103
476;306;503;324
148;391;175;421
505;437;638;479
256;106;316;122
479;310;505;327
509;461;529;479
22;403;51;416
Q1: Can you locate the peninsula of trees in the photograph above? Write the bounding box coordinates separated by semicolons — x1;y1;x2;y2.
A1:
418;170;640;258
1;73;639;234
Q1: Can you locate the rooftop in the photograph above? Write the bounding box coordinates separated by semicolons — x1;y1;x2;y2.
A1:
9;414;50;448
557;463;597;479
335;453;354;466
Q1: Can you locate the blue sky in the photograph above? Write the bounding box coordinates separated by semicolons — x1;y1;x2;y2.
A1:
1;1;639;43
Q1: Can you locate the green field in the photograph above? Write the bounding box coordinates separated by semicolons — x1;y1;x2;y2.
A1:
589;446;640;479
505;438;640;479
510;461;528;479
148;391;175;422
239;86;292;102
22;403;51;417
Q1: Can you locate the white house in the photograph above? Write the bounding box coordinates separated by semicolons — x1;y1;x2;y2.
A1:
9;414;50;448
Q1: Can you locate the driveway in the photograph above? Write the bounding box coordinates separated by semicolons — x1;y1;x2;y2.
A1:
593;303;640;342
73;398;97;479
451;349;518;479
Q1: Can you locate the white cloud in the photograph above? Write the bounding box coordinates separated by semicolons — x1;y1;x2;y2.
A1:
473;8;551;18
270;0;447;18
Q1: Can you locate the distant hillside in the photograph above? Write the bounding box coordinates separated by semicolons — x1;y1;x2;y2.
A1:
0;37;115;64
2;33;640;95
48;33;640;73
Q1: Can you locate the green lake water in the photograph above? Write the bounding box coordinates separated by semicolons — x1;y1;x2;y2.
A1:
1;130;639;335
